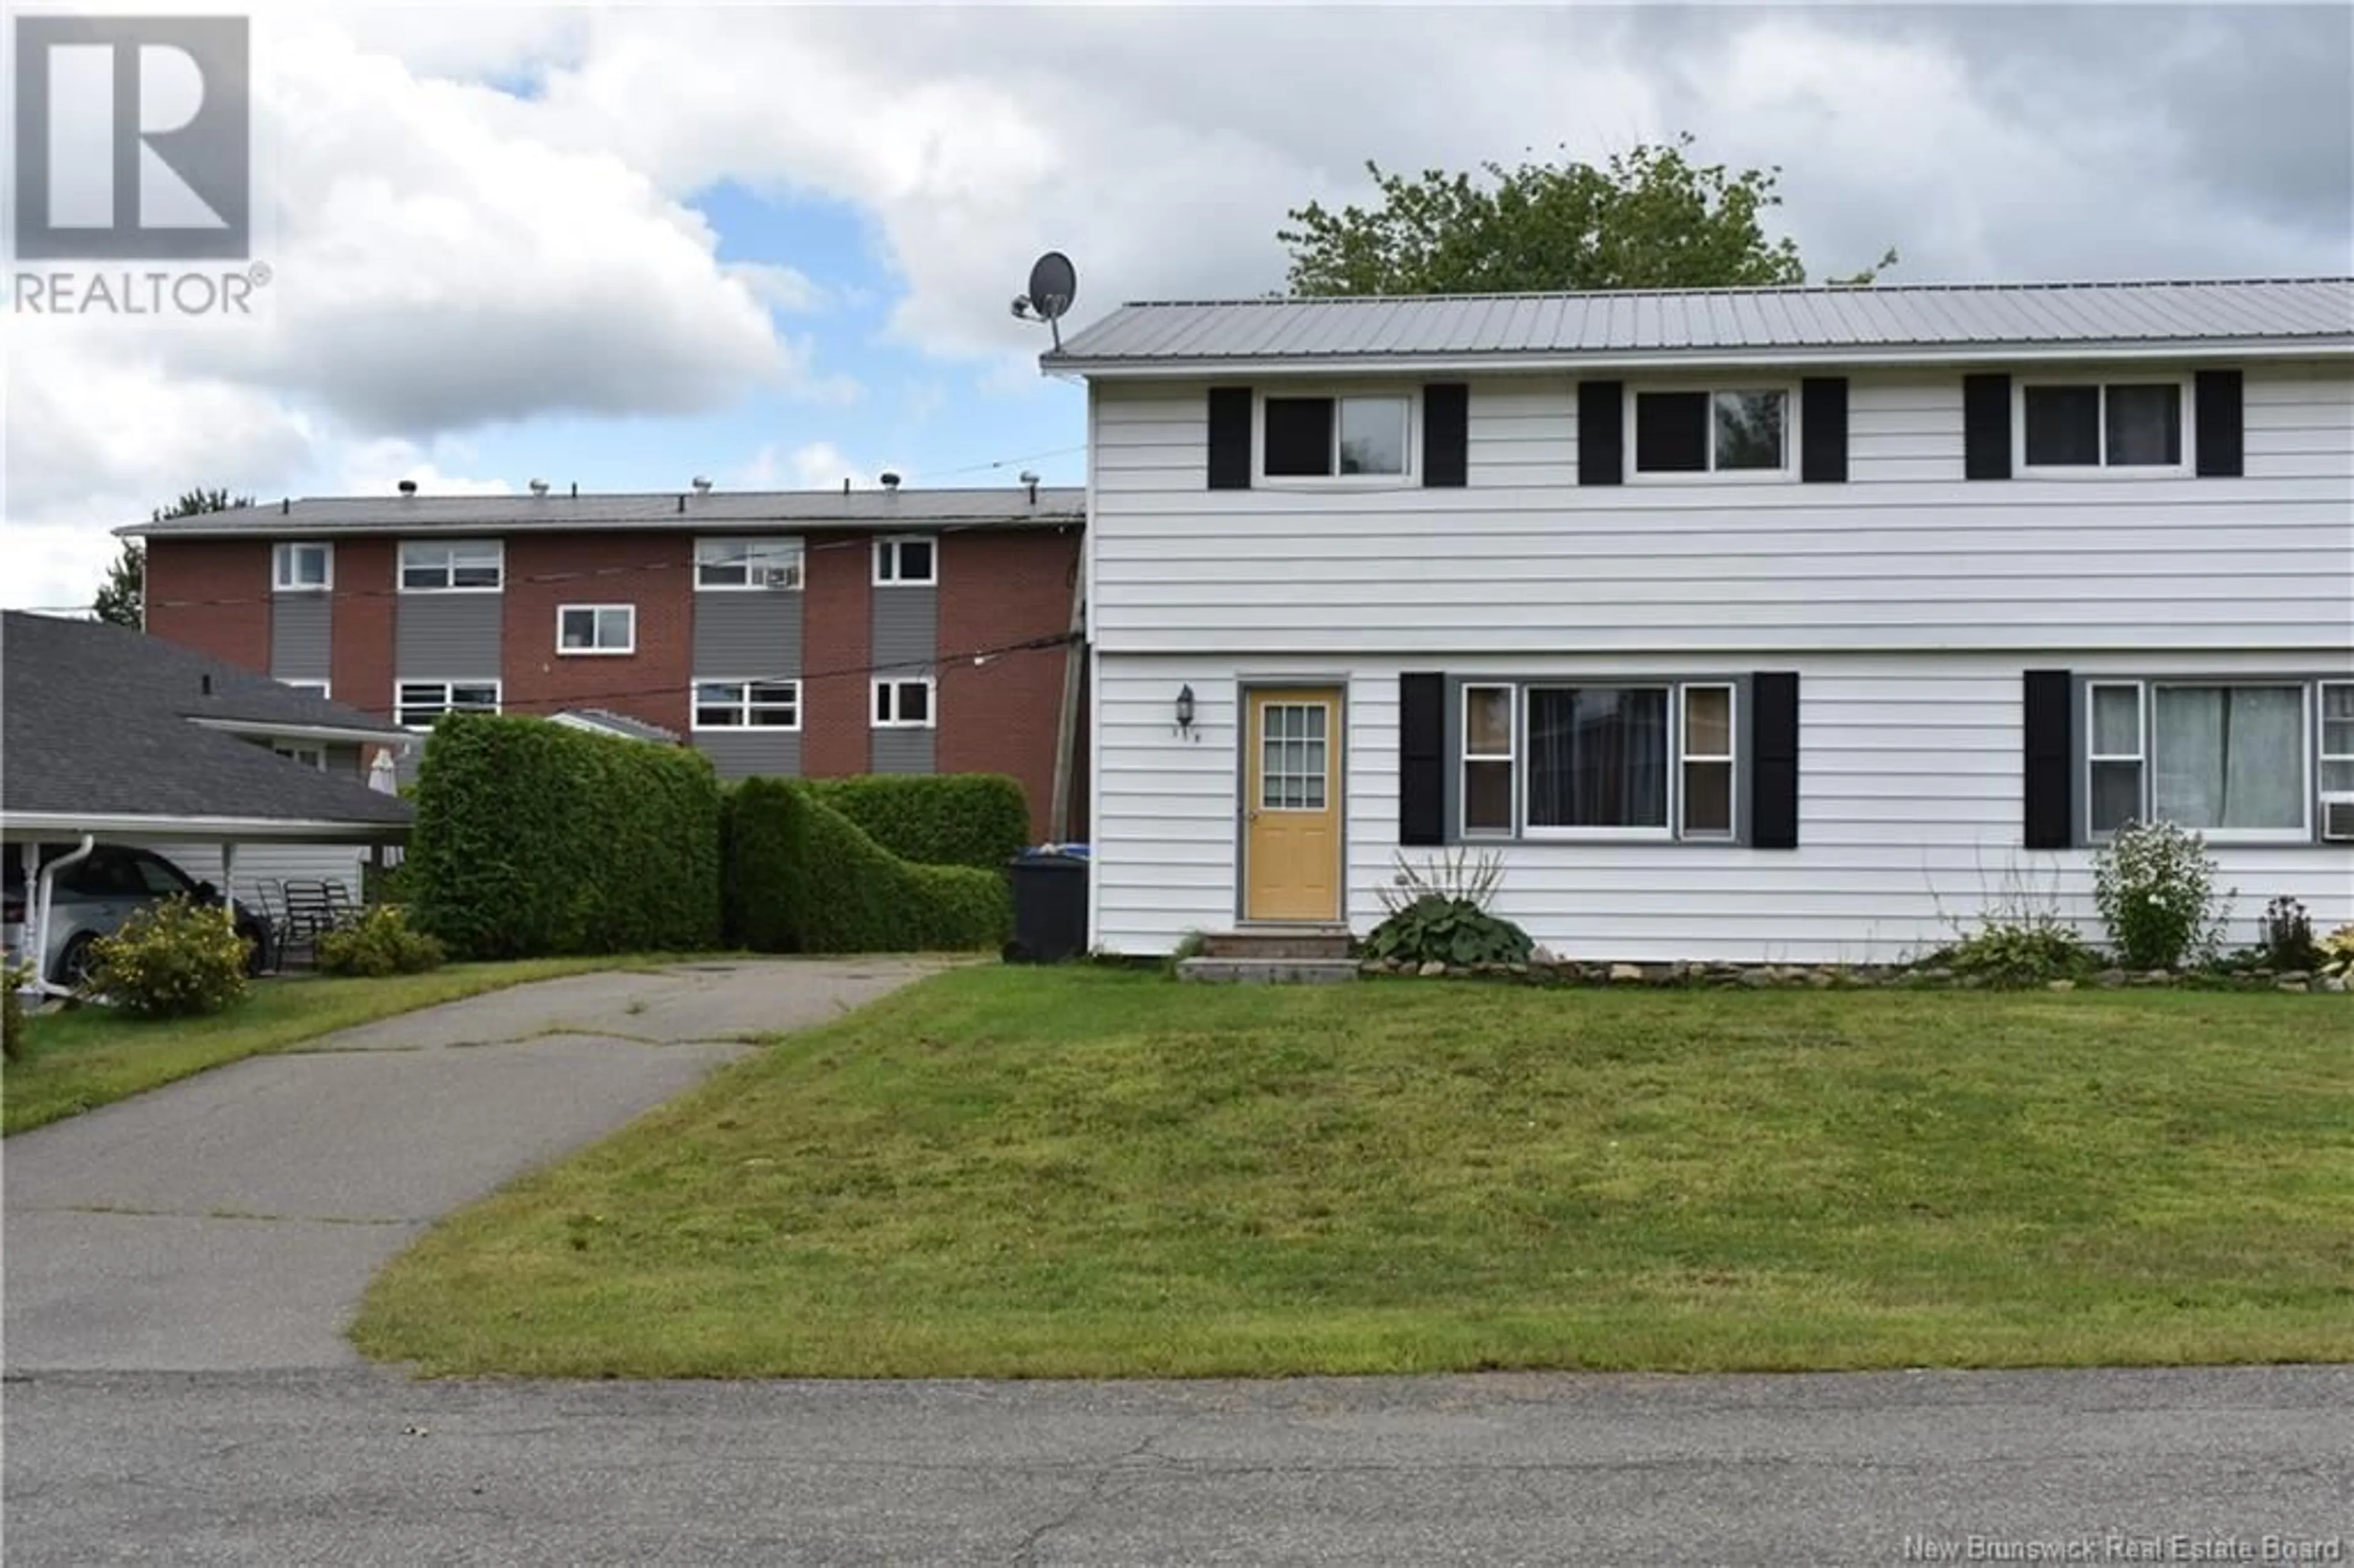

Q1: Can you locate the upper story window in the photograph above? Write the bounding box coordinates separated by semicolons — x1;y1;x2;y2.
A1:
396;679;500;729
2085;679;2325;842
273;541;332;592
873;536;937;586
2019;379;2185;472
1261;393;1412;479
1632;388;1790;476
692;679;800;730
873;677;935;728
398;539;503;593
557;604;635;655
695;536;802;591
271;740;327;771
1460;680;1739;842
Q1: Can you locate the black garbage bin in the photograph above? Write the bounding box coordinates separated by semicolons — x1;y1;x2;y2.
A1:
1004;847;1089;964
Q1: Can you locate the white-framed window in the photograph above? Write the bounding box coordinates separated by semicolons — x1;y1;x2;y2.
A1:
1259;391;1414;481
1630;387;1792;478
272;541;333;592
695;536;803;591
271;740;328;771
279;678;331;699
1461;685;1515;836
2017;378;2190;474
395;679;501;729
692;679;800;731
398;539;504;593
2323;682;2354;842
2084;680;2310;841
873;535;937;586
872;677;935;728
1457;680;1740;842
556;604;636;655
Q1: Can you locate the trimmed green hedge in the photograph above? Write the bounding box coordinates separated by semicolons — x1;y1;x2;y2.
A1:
408;715;723;959
724;778;1011;954
807;774;1032;872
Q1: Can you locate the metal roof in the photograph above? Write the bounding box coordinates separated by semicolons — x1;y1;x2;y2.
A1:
122;485;1087;539
1042;278;2354;374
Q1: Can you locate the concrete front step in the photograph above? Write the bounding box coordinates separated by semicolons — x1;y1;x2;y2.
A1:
1176;957;1360;985
1197;928;1355;961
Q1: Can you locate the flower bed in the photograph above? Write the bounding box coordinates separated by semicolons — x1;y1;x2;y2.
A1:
1358;953;2348;994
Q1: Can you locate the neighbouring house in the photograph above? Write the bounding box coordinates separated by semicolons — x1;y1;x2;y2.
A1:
2;609;414;937
1041;276;2354;962
125;479;1091;842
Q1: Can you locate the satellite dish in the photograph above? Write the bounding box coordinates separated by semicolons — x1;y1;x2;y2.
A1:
1013;251;1078;349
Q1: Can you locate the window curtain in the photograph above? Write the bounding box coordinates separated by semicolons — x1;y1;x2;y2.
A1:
2152;686;2303;831
1526;688;1668;828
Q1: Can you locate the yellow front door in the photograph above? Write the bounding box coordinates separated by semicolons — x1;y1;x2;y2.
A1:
1244;687;1343;922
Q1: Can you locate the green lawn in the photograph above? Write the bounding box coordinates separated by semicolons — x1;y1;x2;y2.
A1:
4;956;691;1135
351;969;2354;1380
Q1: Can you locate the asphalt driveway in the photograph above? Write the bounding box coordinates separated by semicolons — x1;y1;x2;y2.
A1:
1;957;948;1372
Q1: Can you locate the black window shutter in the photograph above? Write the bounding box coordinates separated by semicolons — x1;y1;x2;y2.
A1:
1206;387;1252;490
2022;669;2074;850
1423;383;1469;487
1750;672;1800;850
1963;373;2012;481
1400;672;1446;846
1578;379;1624;485
2195;370;2244;478
1800;377;1848;482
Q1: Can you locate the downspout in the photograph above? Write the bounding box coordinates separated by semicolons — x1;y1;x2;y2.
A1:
29;835;96;999
1047;545;1086;845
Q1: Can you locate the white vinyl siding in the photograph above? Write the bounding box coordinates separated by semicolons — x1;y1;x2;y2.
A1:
1086;363;2354;653
1087;649;2354;964
125;843;371;914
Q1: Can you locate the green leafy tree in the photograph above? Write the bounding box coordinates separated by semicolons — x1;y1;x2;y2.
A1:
1279;134;1897;296
96;489;256;625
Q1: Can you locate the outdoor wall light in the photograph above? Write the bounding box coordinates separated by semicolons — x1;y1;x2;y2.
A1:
1175;684;1197;738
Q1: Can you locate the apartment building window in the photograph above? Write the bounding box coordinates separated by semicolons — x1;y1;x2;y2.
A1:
557;604;636;655
872;677;935;728
271;741;328;771
693;679;801;730
398;539;504;592
873;536;937;585
695;537;802;590
273;541;333;592
396;679;501;729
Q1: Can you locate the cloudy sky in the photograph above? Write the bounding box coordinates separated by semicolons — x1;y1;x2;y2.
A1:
6;2;2348;612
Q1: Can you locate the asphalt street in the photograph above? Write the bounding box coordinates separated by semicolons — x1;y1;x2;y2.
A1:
5;1365;2347;1565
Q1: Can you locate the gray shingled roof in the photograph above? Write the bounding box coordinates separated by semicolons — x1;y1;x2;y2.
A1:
124;485;1086;539
2;611;414;830
1042;278;2354;371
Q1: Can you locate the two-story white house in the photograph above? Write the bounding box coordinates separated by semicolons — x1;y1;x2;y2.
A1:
1041;277;2354;964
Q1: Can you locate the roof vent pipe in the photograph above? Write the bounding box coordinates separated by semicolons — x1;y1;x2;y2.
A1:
200;673;213;695
571;481;578;498
842;477;850;496
1019;469;1040;505
280;497;290;514
397;479;417;496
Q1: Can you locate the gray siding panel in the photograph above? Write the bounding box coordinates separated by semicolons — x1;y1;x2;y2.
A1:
870;727;934;774
694;594;802;677
696;733;802;780
870;585;935;674
270;595;332;681
395;594;502;676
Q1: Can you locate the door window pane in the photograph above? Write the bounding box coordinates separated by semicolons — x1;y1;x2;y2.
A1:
1525;687;1670;829
2152;685;2304;831
2105;384;2181;466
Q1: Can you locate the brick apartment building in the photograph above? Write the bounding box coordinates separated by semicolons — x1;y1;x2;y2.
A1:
128;481;1089;843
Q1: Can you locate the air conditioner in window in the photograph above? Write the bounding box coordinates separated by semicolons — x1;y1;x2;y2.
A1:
759;565;801;589
2323;794;2354;843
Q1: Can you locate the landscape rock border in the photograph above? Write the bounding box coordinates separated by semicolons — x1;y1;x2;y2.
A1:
1359;955;2348;994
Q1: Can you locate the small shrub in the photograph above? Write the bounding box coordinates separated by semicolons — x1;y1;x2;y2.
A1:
2093;820;2233;972
1366;848;1532;968
807;774;1032;870
1935;913;2100;988
2317;925;2354;983
2;958;30;1064
318;906;447;978
2260;896;2318;972
81;896;249;1018
1162;929;1209;976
